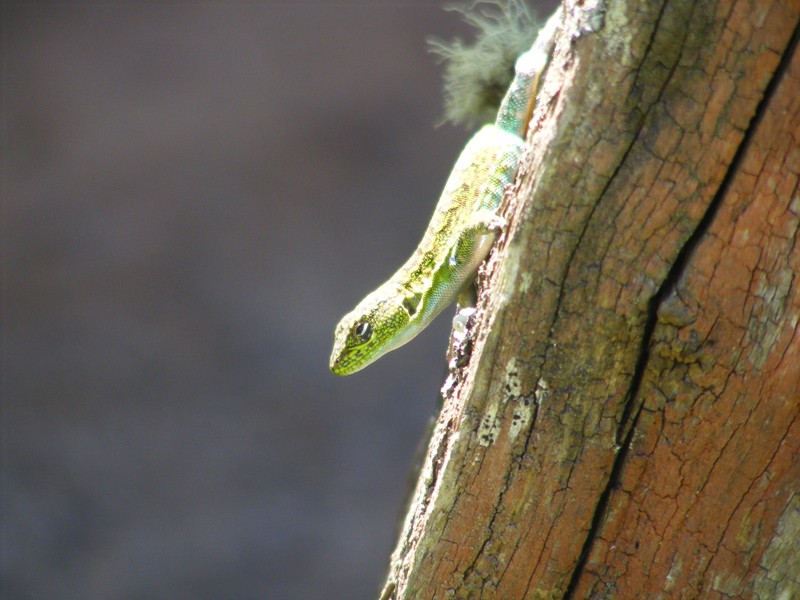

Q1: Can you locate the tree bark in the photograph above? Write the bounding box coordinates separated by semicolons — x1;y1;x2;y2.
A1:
381;1;800;598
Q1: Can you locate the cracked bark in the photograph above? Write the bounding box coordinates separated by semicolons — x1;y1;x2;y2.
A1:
380;1;800;598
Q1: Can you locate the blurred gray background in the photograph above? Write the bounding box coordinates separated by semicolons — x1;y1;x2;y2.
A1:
3;1;552;598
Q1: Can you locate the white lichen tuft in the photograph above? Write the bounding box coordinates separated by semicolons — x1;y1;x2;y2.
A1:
429;0;541;128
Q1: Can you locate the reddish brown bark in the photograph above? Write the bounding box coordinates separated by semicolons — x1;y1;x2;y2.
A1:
381;1;800;598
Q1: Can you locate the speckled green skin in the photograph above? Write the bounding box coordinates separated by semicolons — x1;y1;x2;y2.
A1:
330;16;556;375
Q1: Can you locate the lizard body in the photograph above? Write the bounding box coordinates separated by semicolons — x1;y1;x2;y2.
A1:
330;10;560;375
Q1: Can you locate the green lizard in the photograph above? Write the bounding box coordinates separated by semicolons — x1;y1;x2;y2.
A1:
330;8;560;376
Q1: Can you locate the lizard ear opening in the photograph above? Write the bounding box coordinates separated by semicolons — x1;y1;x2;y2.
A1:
402;293;422;318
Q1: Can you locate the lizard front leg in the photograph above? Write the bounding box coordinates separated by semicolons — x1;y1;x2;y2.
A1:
449;209;506;307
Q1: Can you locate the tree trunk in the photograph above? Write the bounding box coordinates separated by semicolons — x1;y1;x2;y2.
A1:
380;1;800;598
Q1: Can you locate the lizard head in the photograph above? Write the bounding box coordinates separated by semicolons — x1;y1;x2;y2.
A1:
329;287;418;376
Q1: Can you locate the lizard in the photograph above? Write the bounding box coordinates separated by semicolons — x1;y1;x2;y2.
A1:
330;7;561;376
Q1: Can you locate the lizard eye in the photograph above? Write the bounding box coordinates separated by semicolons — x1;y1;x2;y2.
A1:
353;321;372;343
